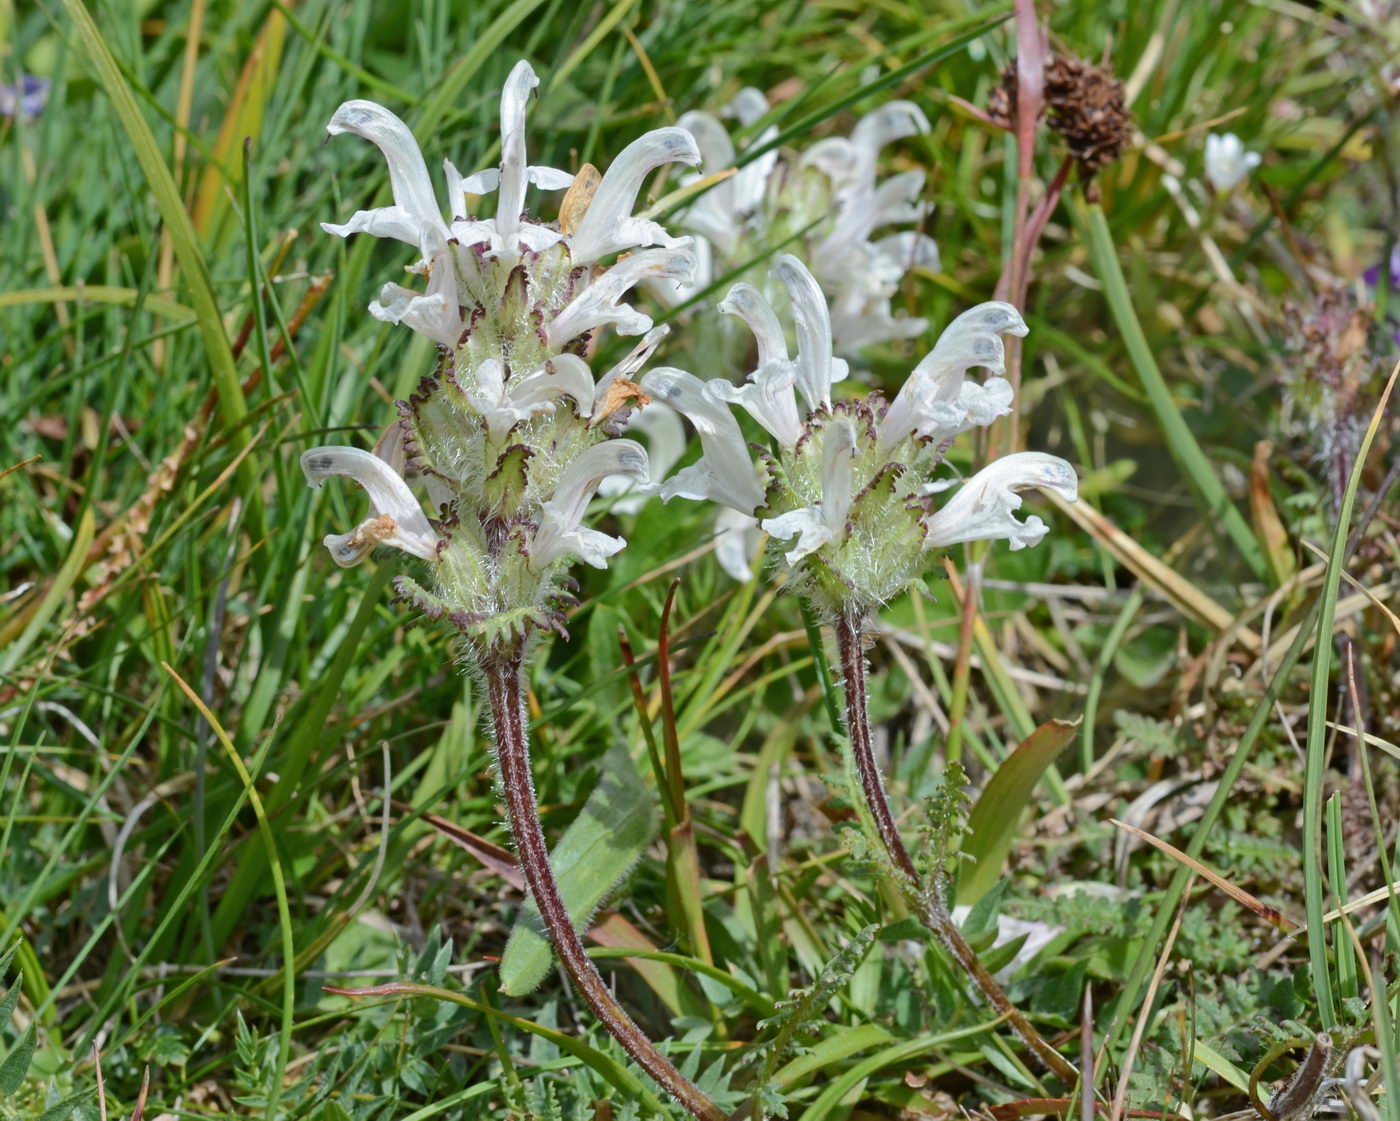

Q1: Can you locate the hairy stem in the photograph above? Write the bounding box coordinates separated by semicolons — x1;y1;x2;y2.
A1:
484;650;726;1121
834;613;1079;1086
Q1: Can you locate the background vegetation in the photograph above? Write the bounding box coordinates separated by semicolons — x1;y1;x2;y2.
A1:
2;0;1398;1117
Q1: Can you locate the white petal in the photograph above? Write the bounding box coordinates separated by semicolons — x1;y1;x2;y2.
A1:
629;401;686;482
539;525;628;570
529;166;575;190
960;376;1014;428
321;207;426;247
459;167;502;195
870;169;930;229
714;507;761;582
719;283;789;370
569;127;702;264
641;367;766;513
708;363;802;447
802;137;859;187
443;160;505;219
656;461;718;503
325;100;446;247
873;230;941;276
594;325;670;410
819;415;856;534
548;244;695;346
509;354;596;416
597;400;686;511
677;111;736;182
760;507;833;565
851;101;930;163
301;445;439;565
923;453;1078;552
494;60;539;254
514;222;566;252
730;130;778;218
479;355;594;443
772;254;838;411
724;88;769;127
548;440;651;526
368;284;458;348
450;217;496;248
367;241;462;347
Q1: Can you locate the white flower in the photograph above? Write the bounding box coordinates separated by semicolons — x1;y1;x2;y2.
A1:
802;102;944;353
466;354;597;442
301;446;441;567
663;93;938;356
595;400;686;514
878;302;1026;452
568;128;703;265
310;59;703;652
1204;132;1261;194
702;253;850;449
547;245;697;345
646;255;1072;609
322;100;449;256
530;440;651;570
923;452;1079;551
323;59;700;356
640;367;767;513
672;89;779;261
761;414;856;564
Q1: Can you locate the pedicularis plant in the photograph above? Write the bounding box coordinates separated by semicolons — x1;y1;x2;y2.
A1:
305;58;1079;1117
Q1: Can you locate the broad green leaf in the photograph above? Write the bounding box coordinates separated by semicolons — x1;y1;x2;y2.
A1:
0;971;22;1028
37;1089;95;1121
0;1023;36;1095
957;719;1079;906
499;745;657;996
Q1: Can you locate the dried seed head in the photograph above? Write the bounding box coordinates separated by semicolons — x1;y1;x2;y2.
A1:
986;54;1133;179
1044;55;1131;176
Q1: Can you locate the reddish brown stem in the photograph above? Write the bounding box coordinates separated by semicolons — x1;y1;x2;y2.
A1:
834;614;1078;1087
483;651;725;1121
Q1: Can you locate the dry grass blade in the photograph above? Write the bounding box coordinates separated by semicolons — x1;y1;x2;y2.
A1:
1109;819;1300;932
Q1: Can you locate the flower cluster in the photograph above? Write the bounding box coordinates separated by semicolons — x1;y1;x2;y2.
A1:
303;60;700;659
642;254;1079;620
659;90;941;355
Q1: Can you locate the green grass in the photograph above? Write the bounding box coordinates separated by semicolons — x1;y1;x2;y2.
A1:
3;0;1400;1118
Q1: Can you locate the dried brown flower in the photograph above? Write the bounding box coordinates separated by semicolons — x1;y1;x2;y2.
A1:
985;54;1132;179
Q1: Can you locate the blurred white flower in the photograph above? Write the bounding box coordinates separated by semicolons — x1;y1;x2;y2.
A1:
1204;132;1261;193
660;91;940;357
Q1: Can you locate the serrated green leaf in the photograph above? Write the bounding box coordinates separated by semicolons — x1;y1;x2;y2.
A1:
0;1022;37;1095
499;745;656;996
957;719;1079;906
